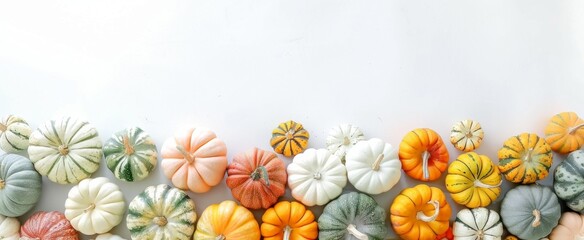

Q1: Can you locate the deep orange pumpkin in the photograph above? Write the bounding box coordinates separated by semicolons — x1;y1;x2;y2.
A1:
21;211;79;240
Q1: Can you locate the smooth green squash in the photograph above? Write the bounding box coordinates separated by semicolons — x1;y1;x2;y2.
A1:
0;154;42;217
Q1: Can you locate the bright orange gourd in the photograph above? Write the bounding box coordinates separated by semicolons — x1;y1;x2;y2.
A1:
270;120;309;157
545;112;584;154
161;127;227;193
399;128;450;181
21;211;79;239
226;148;287;209
390;184;452;240
261;201;318;240
435;224;453;240
194;200;260;240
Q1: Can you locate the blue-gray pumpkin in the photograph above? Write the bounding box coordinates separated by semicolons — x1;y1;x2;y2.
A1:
554;150;584;212
0;154;42;217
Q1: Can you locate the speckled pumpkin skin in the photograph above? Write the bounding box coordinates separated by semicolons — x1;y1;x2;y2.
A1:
554;150;584;212
498;133;552;184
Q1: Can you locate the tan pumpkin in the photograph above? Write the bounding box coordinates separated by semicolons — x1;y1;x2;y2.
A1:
545;112;584;154
549;212;584;240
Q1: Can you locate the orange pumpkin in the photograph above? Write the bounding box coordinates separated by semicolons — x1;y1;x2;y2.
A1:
390;184;452;240
161;127;228;193
21;211;79;239
399;128;450;181
261;201;318;240
194;200;261;240
226;148;287;209
435;224;453;240
270;120;309;157
545;112;584;154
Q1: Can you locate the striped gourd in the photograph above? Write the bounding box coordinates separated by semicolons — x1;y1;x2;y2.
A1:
450;120;484;152
553;150;584;212
453;208;503;239
270;120;309;157
126;184;197;240
497;133;552;184
28;117;102;184
0;115;31;153
445;152;501;208
104;127;157;182
545;112;584;154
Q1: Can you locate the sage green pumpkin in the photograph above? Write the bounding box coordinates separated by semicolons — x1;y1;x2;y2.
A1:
104;127;158;182
500;185;561;240
318;192;387;240
0;154;42;217
554;150;584;212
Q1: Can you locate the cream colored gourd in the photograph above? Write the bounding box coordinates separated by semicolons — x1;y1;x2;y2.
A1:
450;120;484;152
65;177;125;235
0;115;31;153
287;148;347;206
549;212;584;240
345;138;402;194
95;233;127;240
0;215;20;240
326;124;365;162
453;208;503;239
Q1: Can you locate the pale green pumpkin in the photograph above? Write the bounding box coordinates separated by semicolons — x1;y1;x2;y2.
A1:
554;150;584;212
0;154;42;217
104;127;157;182
318;192;387;240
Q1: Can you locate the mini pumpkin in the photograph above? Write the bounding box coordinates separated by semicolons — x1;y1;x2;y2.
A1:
500;185;561;240
450;120;484;152
104;127;158;182
445;152;502;208
194;200;261;240
270;120;309;157
326;124;365;162
161;127;227;193
345;138;402;194
318;192;387;240
21;211;79;239
435;225;453;240
498;133;552;184
453;208;503;239
28;117;102;184
261;201;318;240
399;128;450;181
65;177;125;235
0;215;20;240
0;154;42;217
95;233;127;240
287;148;347;206
548;212;584;239
0;115;31;153
390;184;452;240
554;150;584;212
227;148;287;209
126;184;197;240
545;112;584;154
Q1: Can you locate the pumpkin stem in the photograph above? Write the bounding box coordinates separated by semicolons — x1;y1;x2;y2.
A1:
176;145;194;163
285;130;295;140
215;235;226;240
343;136;351;145
416;200;440;222
123;135;134;155
313;172;321;180
523;148;534;162
465;131;474;138
84;203;95;213
250;166;270;186
569;123;584;134
0;179;4;189
372;154;384;171
0;123;6;132
58;145;69;155
476;229;484;239
283;225;292;240
532;209;541;227
422;151;430;180
346;224;368;240
473;179;502;189
153;216;167;226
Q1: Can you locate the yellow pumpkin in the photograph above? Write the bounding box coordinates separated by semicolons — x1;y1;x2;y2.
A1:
445;152;501;208
261;201;318;240
545;112;584;154
270;120;309;157
498;133;552;184
390;184;452;240
194;200;260;240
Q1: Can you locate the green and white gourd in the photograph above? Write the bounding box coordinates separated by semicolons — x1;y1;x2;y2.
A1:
28;117;102;184
0;115;31;153
326;124;365;163
318;192;387;240
0;215;20;240
554;150;584;212
453;208;503;240
104;127;158;182
95;233;127;240
127;184;197;240
0;154;42;217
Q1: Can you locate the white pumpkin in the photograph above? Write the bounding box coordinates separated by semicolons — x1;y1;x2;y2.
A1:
287;148;347;206
65;177;125;235
345;138;402;195
453;208;503;240
28;117;103;184
450;120;484;152
0;215;20;240
326;124;365;162
0;115;31;153
95;233;127;240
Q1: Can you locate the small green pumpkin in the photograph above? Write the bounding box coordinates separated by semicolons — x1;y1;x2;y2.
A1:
0;115;31;153
500;185;561;240
318;192;387;240
103;127;158;182
0;154;42;217
554;150;584;212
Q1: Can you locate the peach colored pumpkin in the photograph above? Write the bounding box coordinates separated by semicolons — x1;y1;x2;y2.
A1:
21;211;79;240
226;148;287;209
549;212;584;240
161;127;227;193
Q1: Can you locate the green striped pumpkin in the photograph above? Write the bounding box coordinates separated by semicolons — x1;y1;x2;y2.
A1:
126;184;197;240
28;117;102;184
104;127;157;182
554;150;584;212
497;133;552;184
0;115;31;153
453;208;503;239
0;154;42;217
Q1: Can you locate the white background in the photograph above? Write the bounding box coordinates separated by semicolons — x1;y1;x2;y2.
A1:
1;1;584;239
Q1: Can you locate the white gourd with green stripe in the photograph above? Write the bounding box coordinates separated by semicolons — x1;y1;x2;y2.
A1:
0;115;31;153
104;127;157;182
28;117;102;184
453;208;503;240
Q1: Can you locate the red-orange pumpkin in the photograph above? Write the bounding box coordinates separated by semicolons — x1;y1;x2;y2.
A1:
226;148;287;209
21;211;79;240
